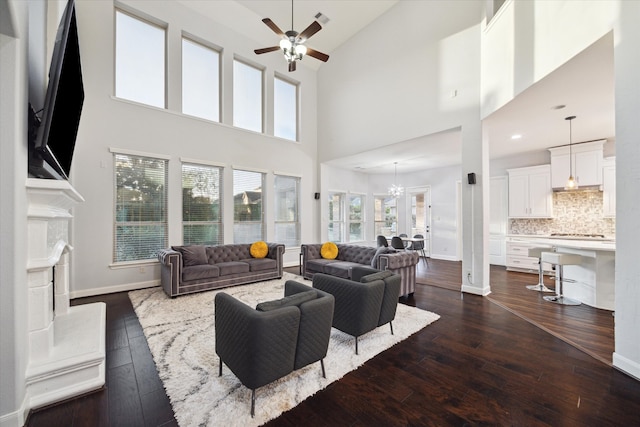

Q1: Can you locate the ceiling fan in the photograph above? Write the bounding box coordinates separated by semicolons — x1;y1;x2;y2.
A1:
254;0;330;72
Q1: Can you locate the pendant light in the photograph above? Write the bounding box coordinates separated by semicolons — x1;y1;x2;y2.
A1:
564;115;578;190
388;162;404;198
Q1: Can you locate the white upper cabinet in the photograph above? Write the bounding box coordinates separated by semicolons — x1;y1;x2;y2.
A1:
507;164;553;218
603;157;616;217
548;140;605;189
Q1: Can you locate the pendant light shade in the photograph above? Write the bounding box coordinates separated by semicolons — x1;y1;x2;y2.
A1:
564;116;578;190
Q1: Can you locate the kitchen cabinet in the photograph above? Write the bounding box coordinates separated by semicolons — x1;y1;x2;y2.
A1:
548;140;604;189
507;164;553;218
603;157;615;217
506;239;553;273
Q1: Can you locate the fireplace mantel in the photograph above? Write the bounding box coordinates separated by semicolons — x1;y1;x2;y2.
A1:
25;178;106;410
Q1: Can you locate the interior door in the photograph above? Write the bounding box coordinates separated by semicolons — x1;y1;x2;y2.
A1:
409;188;431;257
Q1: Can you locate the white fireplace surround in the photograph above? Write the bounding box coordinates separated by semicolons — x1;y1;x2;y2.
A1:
25;178;105;410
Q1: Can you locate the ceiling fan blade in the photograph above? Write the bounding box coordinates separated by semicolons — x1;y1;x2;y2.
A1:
289;61;296;72
254;46;281;55
306;48;330;62
262;18;285;37
298;21;322;41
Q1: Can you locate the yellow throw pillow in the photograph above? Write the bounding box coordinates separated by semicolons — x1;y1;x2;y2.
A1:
320;242;339;260
250;241;268;258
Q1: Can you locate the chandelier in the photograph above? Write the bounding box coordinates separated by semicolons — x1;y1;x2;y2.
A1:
564;115;578;190
388;162;404;198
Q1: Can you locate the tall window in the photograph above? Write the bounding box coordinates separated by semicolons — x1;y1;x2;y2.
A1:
233;60;263;132
374;195;397;237
233;169;264;243
274;175;300;246
411;193;426;236
328;192;345;242
274;76;297;141
182;163;223;245
348;194;365;242
114;153;168;262
115;10;165;108
182;38;220;121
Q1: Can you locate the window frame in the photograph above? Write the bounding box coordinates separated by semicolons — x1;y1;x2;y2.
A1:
328;192;346;243
373;194;398;238
114;8;167;108
181;35;221;122
112;150;169;264
181;161;224;245
273;174;301;247
232;58;264;133
232;168;266;243
273;74;299;141
347;193;366;242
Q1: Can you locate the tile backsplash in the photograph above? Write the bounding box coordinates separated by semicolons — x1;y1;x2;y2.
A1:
510;190;615;237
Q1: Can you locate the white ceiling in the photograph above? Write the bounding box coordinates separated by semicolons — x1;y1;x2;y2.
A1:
181;1;615;175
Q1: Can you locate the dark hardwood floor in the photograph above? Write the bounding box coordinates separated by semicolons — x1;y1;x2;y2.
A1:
27;259;640;426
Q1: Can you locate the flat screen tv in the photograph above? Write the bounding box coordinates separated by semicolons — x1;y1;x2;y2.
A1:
29;0;84;180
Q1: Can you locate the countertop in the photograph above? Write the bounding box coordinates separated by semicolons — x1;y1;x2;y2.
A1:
507;234;616;251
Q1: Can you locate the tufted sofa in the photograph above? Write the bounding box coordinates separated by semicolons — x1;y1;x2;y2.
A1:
301;244;419;296
158;243;285;297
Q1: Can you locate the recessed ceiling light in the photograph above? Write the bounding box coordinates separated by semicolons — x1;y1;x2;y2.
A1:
552;104;566;110
511;134;522;140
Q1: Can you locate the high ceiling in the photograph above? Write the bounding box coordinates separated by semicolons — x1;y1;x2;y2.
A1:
180;1;615;175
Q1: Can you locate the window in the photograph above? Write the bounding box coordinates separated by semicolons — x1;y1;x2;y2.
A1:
411;193;426;236
182;163;223;245
114;153;168;262
274;175;300;246
233;169;264;243
182;38;220;121
328;192;345;242
274;76;297;141
374;195;397;237
115;10;165;108
348;194;365;242
233;60;262;132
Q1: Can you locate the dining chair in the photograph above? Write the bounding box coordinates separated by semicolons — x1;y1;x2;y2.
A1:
398;233;411;249
390;236;405;250
412;234;428;265
376;235;389;248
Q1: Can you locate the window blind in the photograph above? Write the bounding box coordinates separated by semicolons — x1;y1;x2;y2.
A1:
274;175;300;246
233;169;264;243
182;163;223;245
114;153;168;262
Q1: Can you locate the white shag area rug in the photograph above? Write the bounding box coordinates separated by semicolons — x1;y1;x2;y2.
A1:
128;272;440;427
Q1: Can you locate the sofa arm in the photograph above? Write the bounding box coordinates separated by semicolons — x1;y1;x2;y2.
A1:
158;249;181;297
300;244;322;278
378;251;419;270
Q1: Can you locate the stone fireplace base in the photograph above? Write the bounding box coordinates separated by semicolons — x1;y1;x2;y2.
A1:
26;179;105;410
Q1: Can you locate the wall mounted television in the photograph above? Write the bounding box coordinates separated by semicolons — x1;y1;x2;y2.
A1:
29;0;84;180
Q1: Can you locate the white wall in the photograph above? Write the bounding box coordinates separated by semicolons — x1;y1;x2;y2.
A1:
1;1;30;424
482;0;640;381
68;0;321;296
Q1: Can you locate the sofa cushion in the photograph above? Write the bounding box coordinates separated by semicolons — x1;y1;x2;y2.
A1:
256;290;317;312
173;245;207;266
306;259;337;274
250;241;269;258
320;242;339;259
323;261;363;279
360;270;395;283
217;261;250;276
182;264;220;282
242;257;277;272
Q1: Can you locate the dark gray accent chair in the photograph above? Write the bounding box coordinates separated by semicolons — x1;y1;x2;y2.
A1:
312;266;401;355
214;281;334;417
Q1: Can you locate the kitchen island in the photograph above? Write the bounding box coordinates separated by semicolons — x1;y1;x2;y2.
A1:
507;235;615;311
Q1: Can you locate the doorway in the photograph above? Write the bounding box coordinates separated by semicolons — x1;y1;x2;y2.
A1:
407;187;431;257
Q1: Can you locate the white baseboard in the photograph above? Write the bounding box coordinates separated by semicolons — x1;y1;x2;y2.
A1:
70;280;160;299
429;254;460;262
0;394;28;427
613;352;640;381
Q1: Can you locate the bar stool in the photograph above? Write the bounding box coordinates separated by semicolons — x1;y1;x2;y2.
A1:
541;252;582;305
525;247;554;293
